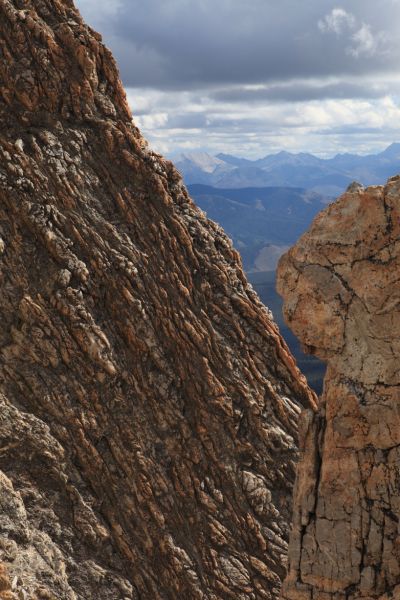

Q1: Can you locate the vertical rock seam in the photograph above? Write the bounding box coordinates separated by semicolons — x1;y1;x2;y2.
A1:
277;177;400;599
0;1;316;598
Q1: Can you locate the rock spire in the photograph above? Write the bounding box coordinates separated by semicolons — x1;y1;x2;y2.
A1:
278;178;400;599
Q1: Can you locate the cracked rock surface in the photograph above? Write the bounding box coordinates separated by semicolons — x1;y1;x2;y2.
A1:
0;1;316;598
277;178;400;599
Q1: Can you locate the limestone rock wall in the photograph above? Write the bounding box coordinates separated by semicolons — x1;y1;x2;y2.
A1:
277;177;400;599
0;1;315;598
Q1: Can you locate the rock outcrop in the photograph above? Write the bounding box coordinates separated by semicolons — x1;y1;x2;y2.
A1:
277;178;400;599
0;1;316;598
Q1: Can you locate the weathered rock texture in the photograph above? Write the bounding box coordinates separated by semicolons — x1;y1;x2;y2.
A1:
0;1;316;598
277;177;400;599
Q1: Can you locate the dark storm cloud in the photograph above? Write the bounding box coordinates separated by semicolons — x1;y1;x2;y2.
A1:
165;113;208;129
75;0;400;158
76;0;399;91
211;81;395;104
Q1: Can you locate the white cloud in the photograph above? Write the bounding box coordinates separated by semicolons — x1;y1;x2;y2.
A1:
126;84;400;159
318;8;388;60
135;112;169;129
318;8;355;34
347;24;383;57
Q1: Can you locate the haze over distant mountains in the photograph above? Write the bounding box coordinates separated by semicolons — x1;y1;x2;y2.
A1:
183;145;400;393
177;143;400;196
188;185;327;272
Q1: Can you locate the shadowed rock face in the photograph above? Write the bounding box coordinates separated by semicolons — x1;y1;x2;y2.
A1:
277;177;400;599
0;1;316;598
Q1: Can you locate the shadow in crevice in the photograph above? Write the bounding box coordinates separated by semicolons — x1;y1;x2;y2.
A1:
248;270;326;395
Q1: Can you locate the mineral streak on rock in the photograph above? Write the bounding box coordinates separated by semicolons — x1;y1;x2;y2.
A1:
0;1;315;598
277;177;400;599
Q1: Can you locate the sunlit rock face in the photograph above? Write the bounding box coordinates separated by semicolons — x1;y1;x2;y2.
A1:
0;1;316;598
277;177;400;600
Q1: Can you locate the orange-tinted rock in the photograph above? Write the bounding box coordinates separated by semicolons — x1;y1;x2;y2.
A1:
0;1;315;598
277;178;400;599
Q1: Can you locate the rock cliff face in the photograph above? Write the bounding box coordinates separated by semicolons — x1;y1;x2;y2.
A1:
0;1;316;598
277;178;400;599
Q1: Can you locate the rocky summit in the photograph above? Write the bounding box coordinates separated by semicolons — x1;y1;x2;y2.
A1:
0;1;315;598
277;178;400;599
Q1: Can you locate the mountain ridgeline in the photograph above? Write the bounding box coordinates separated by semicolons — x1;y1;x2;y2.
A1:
177;145;400;196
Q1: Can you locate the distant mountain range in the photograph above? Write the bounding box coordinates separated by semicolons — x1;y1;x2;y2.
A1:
189;184;327;272
178;143;400;196
186;145;400;391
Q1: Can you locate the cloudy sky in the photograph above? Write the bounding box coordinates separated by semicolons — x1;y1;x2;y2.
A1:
75;0;400;158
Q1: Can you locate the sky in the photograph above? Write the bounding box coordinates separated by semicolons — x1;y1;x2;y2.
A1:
75;0;400;158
